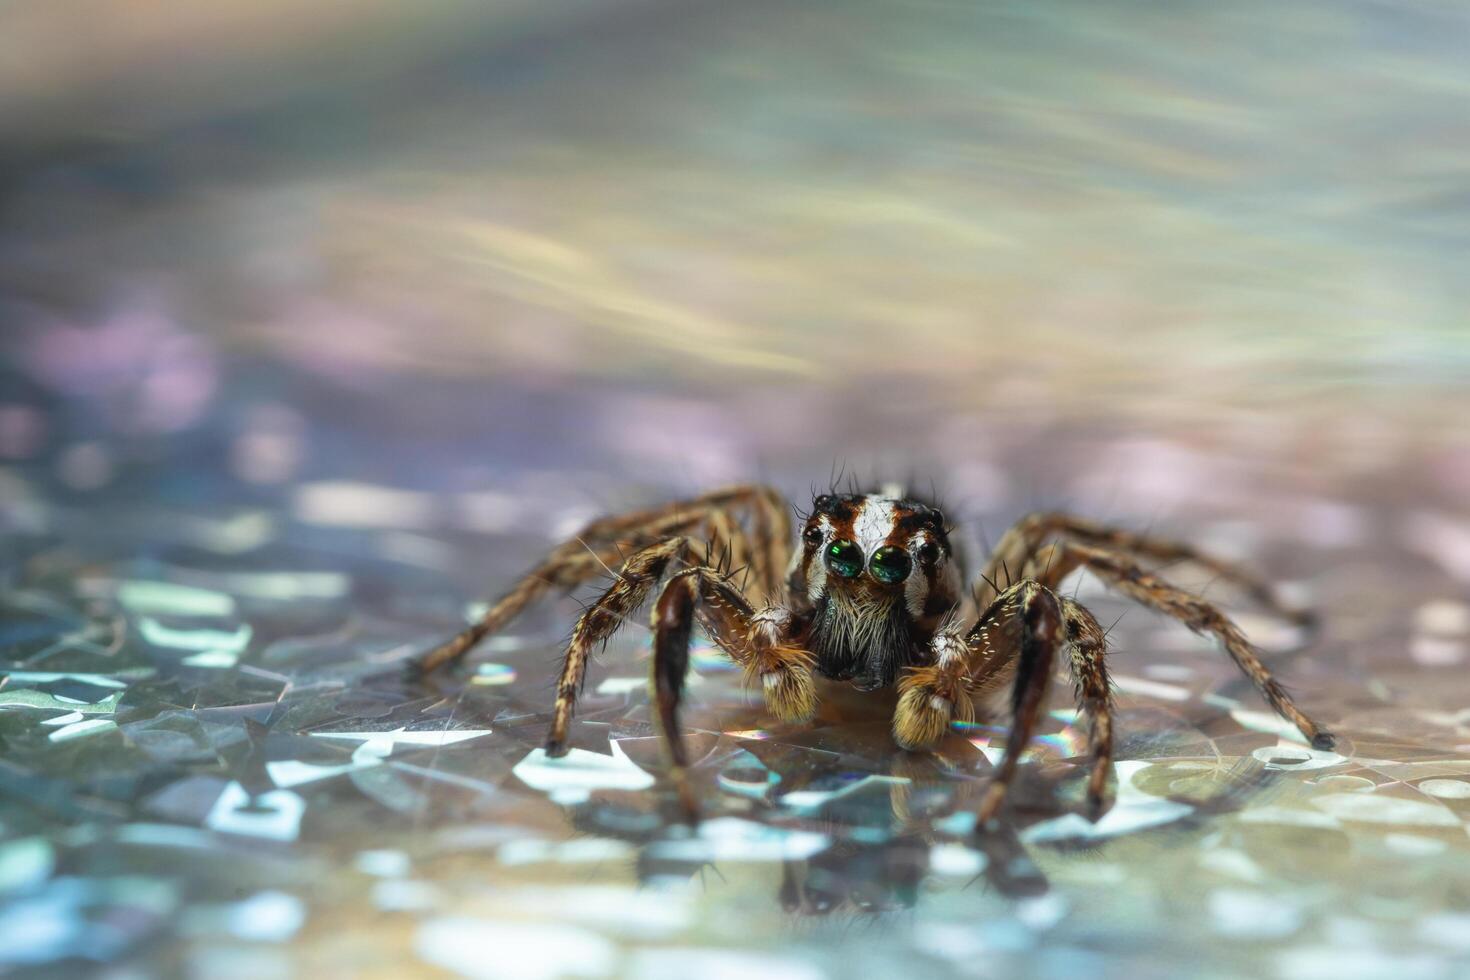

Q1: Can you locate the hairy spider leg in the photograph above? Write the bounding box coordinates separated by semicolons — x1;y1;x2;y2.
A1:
551;534;811;759
546;536;698;754
894;580;1110;820
549;484;783;556
412;544;632;674
652;566;749;818
1032;541;1334;750
567;484;788;603
1056;596;1114;814
651;566;814;818
413;484;789;674
974;512;1315;630
749;485;794;600
649;567;701;818
701;509;751;589
972;582;1065;824
992;544;1118;813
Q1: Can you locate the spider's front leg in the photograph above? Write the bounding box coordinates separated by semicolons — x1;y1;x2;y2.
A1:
650;569;813;819
894;580;1114;824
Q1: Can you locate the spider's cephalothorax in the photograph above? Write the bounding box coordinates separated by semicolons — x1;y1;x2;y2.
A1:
414;483;1333;825
789;493;960;692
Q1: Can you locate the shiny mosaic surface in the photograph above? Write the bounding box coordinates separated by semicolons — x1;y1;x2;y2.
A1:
4;407;1470;978
3;0;1470;977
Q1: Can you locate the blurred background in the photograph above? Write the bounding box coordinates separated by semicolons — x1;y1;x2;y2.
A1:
4;0;1468;478
2;1;1470;977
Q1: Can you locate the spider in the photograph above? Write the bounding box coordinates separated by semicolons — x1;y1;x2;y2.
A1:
414;483;1332;824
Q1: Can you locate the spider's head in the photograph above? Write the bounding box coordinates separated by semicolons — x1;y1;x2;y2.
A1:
793;491;954;617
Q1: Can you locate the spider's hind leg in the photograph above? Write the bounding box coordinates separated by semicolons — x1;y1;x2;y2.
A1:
1036;541;1334;751
409;544;613;675
975;512;1315;633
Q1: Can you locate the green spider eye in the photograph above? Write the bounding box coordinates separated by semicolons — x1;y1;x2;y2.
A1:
869;546;913;584
825;540;863;578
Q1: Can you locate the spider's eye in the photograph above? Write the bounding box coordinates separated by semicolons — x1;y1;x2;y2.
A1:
917;540;940;565
802;526;824;547
825;540;863;578
868;546;912;584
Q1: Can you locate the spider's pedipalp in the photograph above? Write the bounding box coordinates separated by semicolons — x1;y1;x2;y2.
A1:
893;626;975;750
739;605;815;722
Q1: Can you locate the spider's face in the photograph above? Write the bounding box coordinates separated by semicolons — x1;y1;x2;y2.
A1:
794;492;952;616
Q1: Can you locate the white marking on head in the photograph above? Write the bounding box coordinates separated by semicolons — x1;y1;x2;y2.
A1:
852;496;897;556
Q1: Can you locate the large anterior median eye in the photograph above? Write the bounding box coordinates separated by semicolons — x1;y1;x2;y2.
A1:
825;540;864;578
868;546;912;583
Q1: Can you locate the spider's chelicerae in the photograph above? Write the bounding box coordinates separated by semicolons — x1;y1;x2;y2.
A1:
416;483;1332;823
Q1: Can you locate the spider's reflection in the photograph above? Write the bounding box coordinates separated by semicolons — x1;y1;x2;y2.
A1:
777;822;1047;916
571;799;1048;915
567;739;1052;916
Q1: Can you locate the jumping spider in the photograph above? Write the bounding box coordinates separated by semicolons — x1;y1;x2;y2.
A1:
415;484;1332;823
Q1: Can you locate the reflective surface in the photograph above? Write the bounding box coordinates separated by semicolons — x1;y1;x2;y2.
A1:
2;1;1470;977
4;402;1470;978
